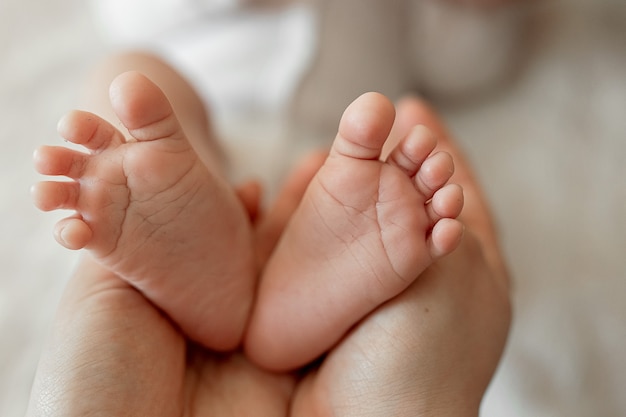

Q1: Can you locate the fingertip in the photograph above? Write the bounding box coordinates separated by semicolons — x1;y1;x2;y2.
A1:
235;180;263;224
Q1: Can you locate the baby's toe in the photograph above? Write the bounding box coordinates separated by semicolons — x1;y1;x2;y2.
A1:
109;72;184;144
414;151;455;199
34;146;89;179
426;183;464;227
58;110;125;151
428;218;465;259
386;125;437;177
54;216;93;250
331;92;396;161
31;181;79;212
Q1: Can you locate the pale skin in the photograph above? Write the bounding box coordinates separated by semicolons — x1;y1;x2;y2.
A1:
33;71;256;351
26;91;510;417
32;63;464;368
247;93;465;370
294;96;512;416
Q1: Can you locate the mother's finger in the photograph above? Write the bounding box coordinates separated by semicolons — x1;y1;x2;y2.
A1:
26;256;186;417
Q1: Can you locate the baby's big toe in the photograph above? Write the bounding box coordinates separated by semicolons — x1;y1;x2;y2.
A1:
331;92;396;161
109;72;183;144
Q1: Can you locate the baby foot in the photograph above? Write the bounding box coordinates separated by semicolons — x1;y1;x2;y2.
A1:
245;92;464;370
291;97;511;417
32;71;256;351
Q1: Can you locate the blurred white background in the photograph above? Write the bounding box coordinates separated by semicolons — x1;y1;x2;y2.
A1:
1;0;625;416
1;1;103;416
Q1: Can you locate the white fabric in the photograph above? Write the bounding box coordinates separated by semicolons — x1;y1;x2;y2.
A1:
90;0;318;119
88;0;527;132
